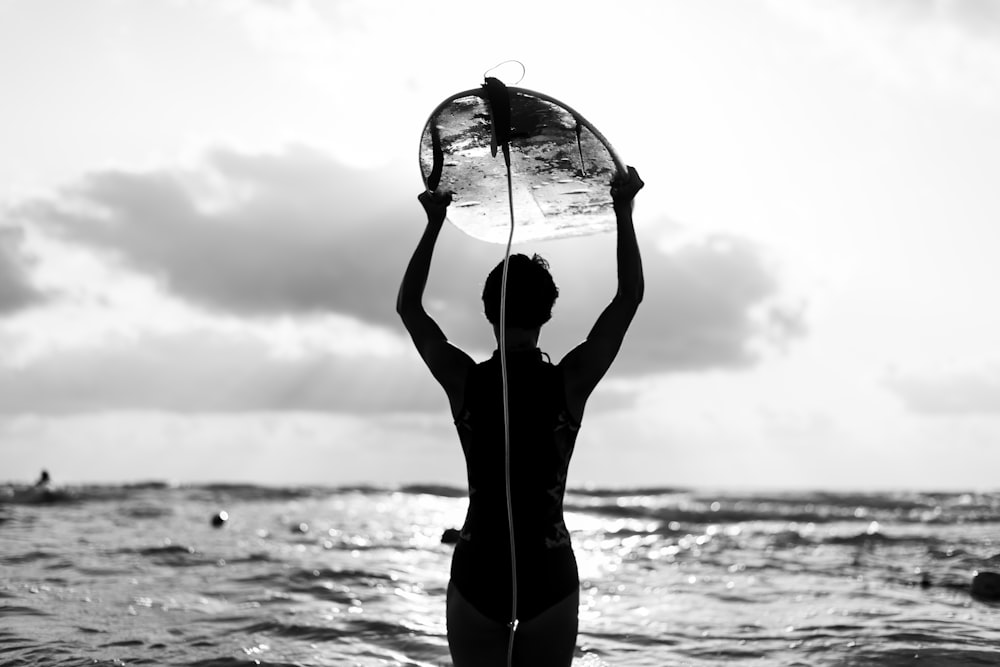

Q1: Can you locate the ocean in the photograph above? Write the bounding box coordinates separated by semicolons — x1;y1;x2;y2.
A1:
1;483;998;666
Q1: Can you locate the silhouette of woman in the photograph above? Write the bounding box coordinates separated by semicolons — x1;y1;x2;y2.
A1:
397;167;644;667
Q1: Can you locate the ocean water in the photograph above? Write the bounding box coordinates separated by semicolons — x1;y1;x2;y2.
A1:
1;483;999;667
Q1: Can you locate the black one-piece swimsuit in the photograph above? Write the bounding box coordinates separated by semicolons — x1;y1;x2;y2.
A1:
450;348;580;623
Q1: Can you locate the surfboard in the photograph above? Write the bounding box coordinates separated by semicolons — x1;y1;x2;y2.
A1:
419;84;626;244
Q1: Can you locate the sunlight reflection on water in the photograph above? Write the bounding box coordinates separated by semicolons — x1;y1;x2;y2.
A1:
2;484;998;666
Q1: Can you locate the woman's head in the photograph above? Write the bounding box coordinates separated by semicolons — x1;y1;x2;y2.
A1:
482;254;559;329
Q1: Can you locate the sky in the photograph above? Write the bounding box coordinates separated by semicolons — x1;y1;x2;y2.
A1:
2;0;1000;490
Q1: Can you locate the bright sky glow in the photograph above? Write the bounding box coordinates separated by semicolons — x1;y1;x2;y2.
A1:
2;0;1000;490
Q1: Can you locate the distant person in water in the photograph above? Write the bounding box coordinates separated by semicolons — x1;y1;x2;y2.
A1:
34;470;51;488
397;167;644;667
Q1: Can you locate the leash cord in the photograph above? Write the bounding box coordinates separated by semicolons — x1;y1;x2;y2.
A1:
500;148;518;667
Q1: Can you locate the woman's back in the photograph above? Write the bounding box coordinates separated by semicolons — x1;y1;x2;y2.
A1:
451;348;580;623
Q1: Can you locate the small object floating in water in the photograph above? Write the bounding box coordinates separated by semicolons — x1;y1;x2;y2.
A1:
211;511;229;528
970;570;1000;601
441;528;461;544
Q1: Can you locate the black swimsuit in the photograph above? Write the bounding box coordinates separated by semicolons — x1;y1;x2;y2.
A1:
451;348;580;624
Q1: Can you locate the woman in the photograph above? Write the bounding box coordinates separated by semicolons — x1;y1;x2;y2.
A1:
397;167;644;666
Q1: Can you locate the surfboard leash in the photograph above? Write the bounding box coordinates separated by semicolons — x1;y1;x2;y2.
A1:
499;159;518;666
483;75;519;667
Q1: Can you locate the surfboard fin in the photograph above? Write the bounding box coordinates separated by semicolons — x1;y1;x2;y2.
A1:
483;77;512;165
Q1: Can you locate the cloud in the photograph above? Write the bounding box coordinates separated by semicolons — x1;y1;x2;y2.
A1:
0;319;652;416
17;145;804;378
431;228;807;375
885;363;1000;415
613;234;807;373
0;327;444;415
0;226;44;314
20;145;421;326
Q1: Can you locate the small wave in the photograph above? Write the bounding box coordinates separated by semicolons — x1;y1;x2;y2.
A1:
0;486;78;505
239;619;351;642
0;550;60;566
118;504;174;519
135;544;200;555
232;565;395;603
572;485;687;498
225;552;276;565
0;483;150;505
825;531;899;546
398;483;467;498
566;489;1000;526
121;480;173;490
841;645;1000;666
284;566;396;585
114;544;214;567
178;658;305;667
186;483;321;502
567;500;849;525
0;604;50;618
101;639;145;648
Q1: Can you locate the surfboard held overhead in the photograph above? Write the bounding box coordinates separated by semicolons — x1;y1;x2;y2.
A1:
419;82;626;244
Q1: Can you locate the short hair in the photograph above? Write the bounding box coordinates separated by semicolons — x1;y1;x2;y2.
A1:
482;254;559;329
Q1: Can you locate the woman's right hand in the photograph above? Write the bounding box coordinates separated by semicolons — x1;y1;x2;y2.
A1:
418;190;453;226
